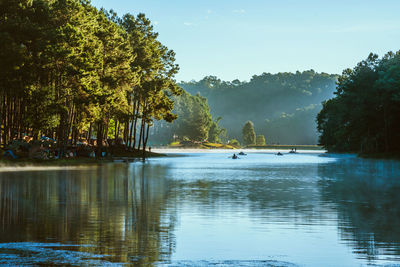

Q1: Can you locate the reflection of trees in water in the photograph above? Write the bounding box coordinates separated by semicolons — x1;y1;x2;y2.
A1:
0;164;177;264
318;158;400;261
171;165;332;225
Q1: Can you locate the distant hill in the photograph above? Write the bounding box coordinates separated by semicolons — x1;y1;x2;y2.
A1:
180;70;338;144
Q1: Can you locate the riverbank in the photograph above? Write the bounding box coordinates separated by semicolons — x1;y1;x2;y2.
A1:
165;141;322;150
152;148;326;154
0;150;166;167
246;145;323;150
358;152;400;160
169;141;237;149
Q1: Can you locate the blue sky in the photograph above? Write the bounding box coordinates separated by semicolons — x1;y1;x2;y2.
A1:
91;0;400;82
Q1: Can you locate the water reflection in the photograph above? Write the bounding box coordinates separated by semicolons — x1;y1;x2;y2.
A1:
0;153;400;266
0;164;176;265
318;157;400;263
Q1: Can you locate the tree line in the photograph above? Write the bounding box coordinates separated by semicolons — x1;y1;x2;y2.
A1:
242;121;265;146
149;91;226;144
0;0;180;155
180;71;337;144
317;51;400;155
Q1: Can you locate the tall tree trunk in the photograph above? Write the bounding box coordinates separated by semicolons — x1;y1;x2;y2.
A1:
137;119;144;151
132;101;140;149
123;120;129;149
96;121;103;158
116;120;121;140
142;123;150;160
87;122;92;144
1;94;6;147
104;118;109;142
128;118;134;150
114;120;118;139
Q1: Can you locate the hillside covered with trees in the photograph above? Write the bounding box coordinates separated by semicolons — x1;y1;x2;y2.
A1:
0;0;180;155
317;51;400;155
180;71;338;144
149;91;226;145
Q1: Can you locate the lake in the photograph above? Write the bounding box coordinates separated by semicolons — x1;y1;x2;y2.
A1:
0;151;399;266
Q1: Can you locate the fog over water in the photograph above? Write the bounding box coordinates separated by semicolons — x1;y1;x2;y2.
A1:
0;152;399;266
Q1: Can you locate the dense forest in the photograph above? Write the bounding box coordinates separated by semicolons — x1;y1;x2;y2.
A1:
0;0;181;155
179;71;338;144
317;51;400;155
149;91;226;144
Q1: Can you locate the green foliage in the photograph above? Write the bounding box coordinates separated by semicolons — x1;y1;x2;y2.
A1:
256;135;266;146
208;117;226;143
229;139;241;147
173;92;212;141
148;90;227;144
0;0;179;152
180;71;337;144
317;51;400;154
242;121;256;145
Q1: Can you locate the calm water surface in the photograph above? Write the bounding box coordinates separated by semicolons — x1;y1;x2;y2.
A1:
0;152;400;266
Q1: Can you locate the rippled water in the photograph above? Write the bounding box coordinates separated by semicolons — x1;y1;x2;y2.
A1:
0;151;400;266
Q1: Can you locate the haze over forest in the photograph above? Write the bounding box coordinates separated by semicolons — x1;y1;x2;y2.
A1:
150;70;338;145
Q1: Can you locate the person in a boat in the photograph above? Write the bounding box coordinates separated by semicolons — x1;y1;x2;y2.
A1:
232;153;238;159
277;152;283;156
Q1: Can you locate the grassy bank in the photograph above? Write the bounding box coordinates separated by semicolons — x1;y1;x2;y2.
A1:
169;141;237;149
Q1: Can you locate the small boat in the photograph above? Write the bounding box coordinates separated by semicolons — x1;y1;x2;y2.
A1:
276;152;283;156
232;154;238;159
238;152;247;156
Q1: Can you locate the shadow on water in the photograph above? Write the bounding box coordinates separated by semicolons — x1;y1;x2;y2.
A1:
0;163;177;265
318;157;400;262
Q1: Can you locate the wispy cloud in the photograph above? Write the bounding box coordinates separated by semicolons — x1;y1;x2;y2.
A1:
153;21;159;25
233;9;246;14
330;23;400;33
184;22;194;26
207;9;212;14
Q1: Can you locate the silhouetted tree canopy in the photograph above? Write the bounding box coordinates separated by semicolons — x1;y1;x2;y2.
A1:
317;51;400;154
0;0;180;154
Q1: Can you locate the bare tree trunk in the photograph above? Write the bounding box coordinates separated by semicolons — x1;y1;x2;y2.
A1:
114;120;118;139
104;118;109;142
123;120;129;149
116;120;121;140
132;101;140;149
142;123;150;160
88;122;92;144
96;122;103;158
128;118;134;150
137;119;144;151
